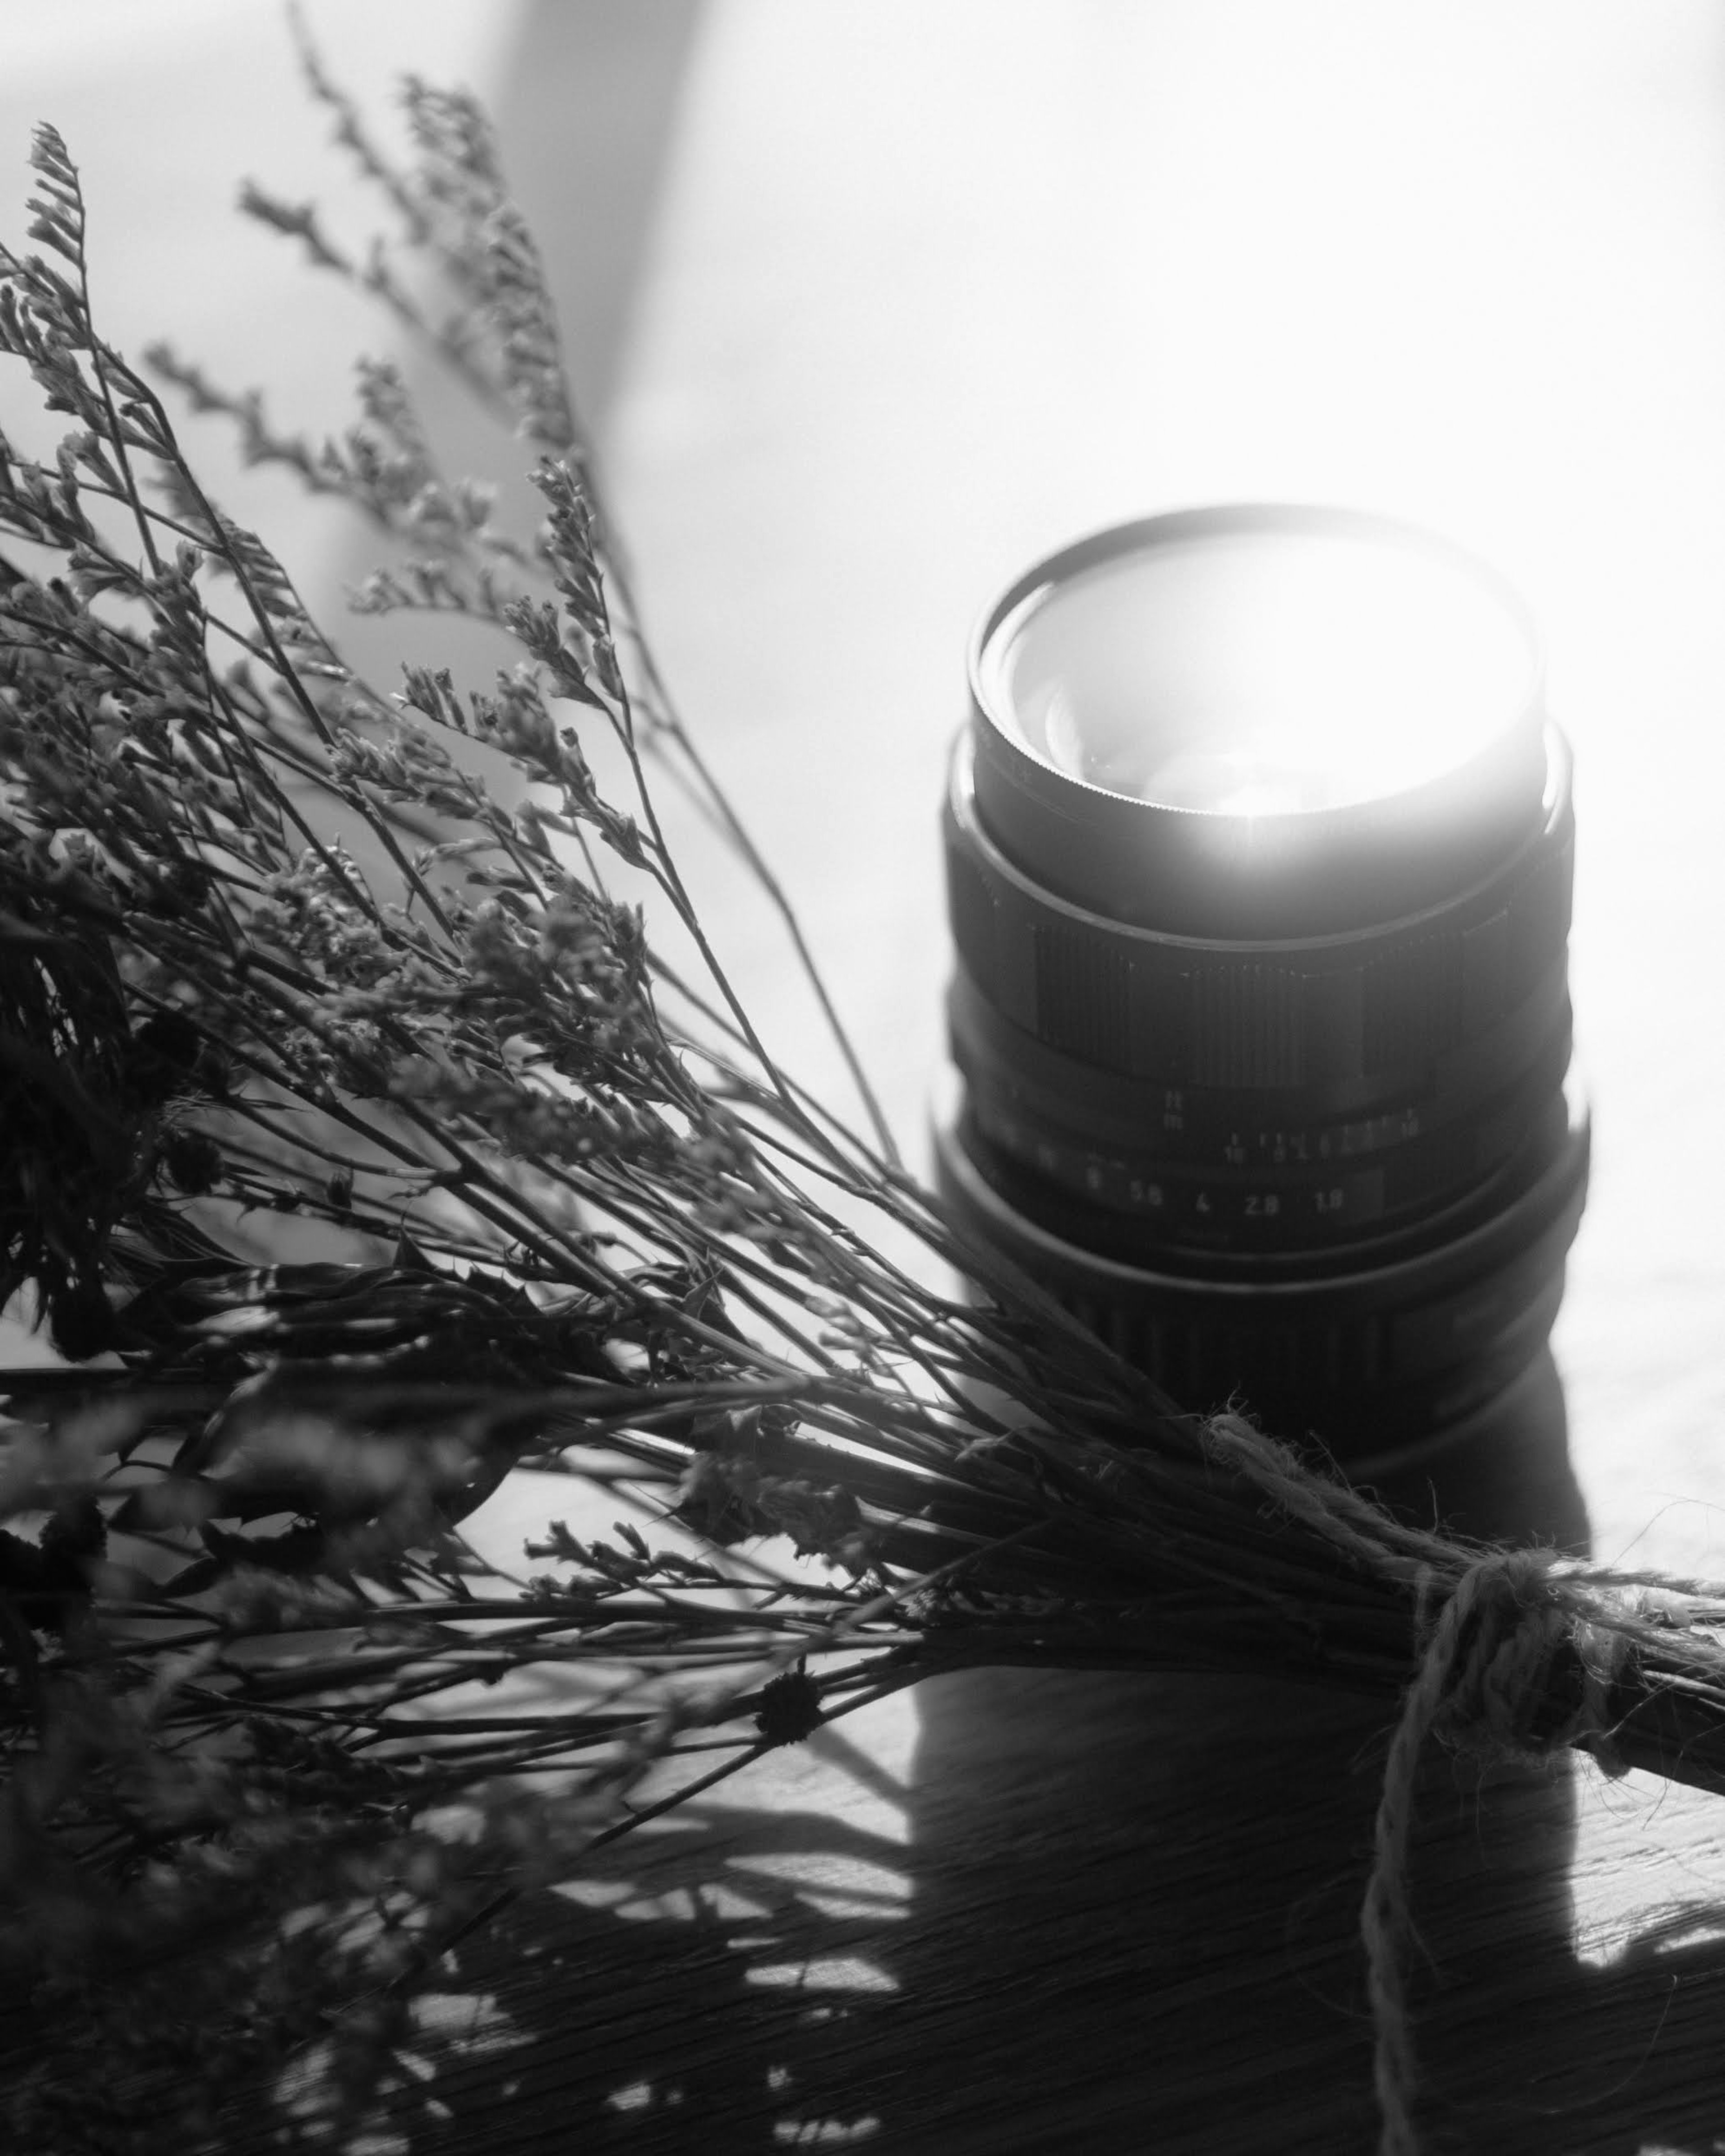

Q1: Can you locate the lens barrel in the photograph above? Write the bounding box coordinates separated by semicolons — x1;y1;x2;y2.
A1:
934;507;1589;1462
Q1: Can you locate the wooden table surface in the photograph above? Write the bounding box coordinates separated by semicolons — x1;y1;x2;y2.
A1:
12;4;1725;2150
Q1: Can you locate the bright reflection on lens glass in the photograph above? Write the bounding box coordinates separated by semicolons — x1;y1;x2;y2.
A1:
991;525;1535;815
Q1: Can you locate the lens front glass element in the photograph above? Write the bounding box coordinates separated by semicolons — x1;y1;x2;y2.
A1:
986;524;1536;817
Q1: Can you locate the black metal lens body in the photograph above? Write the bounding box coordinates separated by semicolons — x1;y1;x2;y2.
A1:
934;507;1589;1461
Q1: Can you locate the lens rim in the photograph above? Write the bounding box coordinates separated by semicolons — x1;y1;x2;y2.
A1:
969;505;1549;940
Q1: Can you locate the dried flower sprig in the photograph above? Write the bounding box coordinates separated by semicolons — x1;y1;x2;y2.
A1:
1;72;1723;2156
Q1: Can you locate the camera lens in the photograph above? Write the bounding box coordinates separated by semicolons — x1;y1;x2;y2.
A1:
934;506;1589;1462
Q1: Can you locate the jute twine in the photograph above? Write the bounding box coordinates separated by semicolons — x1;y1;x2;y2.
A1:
1203;1413;1640;2156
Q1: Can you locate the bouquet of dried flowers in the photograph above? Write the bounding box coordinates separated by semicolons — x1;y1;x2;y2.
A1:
2;50;1724;2156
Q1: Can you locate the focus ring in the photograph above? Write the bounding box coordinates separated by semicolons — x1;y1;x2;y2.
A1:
946;732;1574;1092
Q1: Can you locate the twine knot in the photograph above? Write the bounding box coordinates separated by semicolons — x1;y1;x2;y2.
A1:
1202;1409;1642;2152
1363;1549;1630;2154
1424;1546;1568;1757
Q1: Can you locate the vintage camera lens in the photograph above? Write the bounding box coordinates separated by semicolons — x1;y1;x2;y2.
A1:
934;506;1589;1462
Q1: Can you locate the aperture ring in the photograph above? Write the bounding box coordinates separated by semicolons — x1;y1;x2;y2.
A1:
933;1090;1590;1448
945;731;1574;1091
